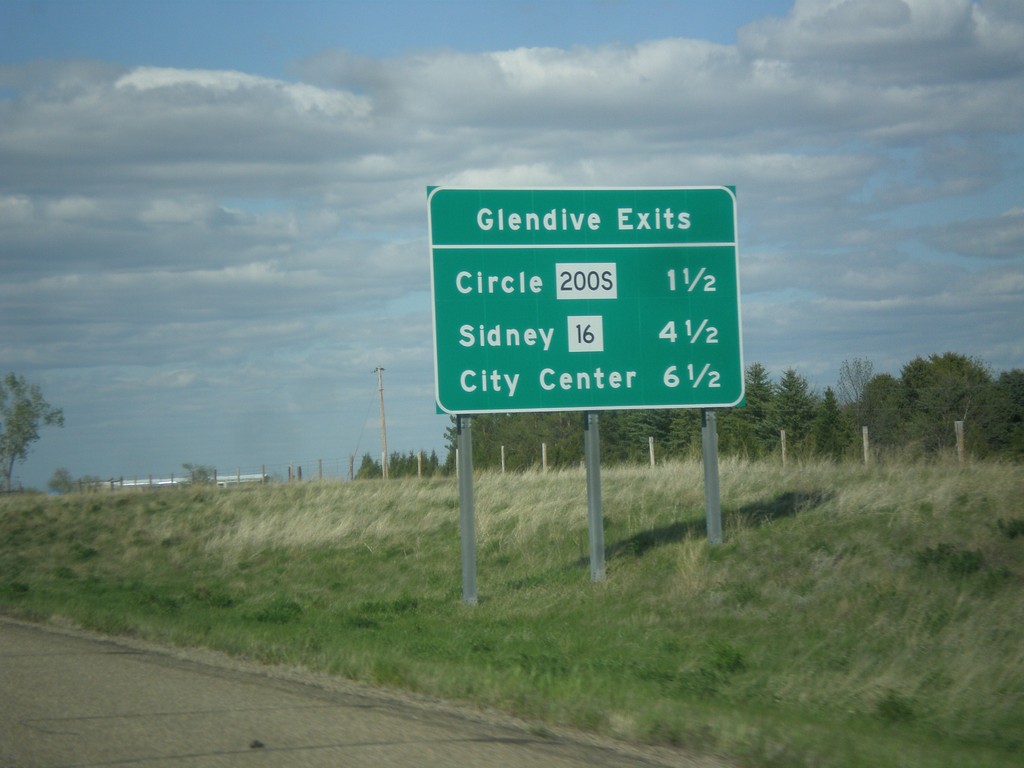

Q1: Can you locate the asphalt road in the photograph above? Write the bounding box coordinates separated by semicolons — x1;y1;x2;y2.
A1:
0;618;728;768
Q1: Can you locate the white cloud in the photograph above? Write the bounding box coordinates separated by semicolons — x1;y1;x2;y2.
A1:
926;207;1024;259
115;66;373;119
137;198;216;225
144;369;198;389
739;0;1024;84
0;194;33;223
45;195;120;221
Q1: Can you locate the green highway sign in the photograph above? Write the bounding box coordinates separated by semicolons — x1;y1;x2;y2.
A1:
428;187;743;414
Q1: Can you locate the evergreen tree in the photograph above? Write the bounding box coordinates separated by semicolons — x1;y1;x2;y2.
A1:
719;363;774;458
622;409;675;458
444;412;586;472
427;449;442;476
770;368;818;457
812;387;851;460
355;452;382;479
665;409;702;459
596;410;638;462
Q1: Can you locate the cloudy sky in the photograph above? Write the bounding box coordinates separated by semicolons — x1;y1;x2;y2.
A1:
2;0;1022;488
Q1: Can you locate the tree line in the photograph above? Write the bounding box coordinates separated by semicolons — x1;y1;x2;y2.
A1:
9;351;1016;491
435;353;1023;471
356;449;444;480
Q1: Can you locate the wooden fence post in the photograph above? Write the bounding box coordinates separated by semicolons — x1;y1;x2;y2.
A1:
781;430;787;467
862;426;870;465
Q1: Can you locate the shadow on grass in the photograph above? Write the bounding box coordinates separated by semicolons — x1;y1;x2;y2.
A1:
502;489;834;589
732;488;833;528
600;489;834;563
606;519;706;560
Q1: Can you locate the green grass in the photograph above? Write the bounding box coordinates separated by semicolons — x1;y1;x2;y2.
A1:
2;458;1023;767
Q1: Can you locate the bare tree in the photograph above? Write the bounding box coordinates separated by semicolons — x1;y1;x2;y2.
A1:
837;358;874;426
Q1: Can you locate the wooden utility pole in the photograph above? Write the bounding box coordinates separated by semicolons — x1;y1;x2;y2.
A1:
375;367;389;480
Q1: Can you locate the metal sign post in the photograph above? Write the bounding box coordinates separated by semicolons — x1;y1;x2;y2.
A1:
457;415;477;605
584;412;605;582
702;409;722;545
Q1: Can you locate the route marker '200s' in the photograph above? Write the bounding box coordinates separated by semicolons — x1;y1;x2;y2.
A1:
428;187;744;414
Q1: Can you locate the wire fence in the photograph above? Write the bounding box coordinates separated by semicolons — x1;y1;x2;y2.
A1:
79;453;439;491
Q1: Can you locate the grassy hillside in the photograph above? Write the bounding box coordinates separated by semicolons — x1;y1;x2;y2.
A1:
2;458;1022;767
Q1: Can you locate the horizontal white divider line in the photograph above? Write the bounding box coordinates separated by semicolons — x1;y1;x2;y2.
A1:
432;242;737;249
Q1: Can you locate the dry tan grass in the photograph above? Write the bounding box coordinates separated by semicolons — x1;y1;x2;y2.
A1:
200;480;459;556
196;457;1021;559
